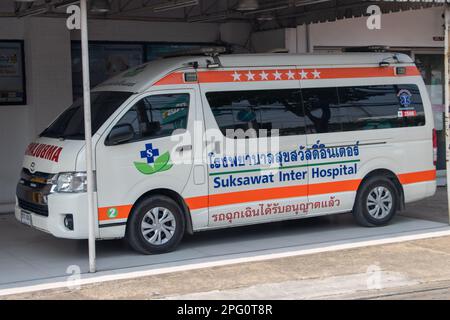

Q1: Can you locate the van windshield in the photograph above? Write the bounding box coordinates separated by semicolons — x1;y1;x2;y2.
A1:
40;91;132;140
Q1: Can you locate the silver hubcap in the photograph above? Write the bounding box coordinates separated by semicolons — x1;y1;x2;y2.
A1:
366;186;393;220
141;207;176;245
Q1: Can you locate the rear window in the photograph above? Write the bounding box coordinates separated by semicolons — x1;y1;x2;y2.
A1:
205;89;305;137
336;84;425;132
40;91;132;140
206;84;425;137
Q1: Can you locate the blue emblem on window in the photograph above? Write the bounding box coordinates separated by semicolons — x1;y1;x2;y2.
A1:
398;89;412;108
140;143;159;164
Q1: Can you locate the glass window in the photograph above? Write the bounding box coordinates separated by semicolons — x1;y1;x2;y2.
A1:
71;43;144;99
116;93;189;141
337;84;425;131
302;87;342;134
40;91;132;140
206;89;305;138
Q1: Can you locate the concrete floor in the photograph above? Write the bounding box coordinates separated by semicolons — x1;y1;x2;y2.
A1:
0;188;448;292
399;187;449;223
7;234;450;300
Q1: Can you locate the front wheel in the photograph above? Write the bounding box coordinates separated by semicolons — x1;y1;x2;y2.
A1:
126;195;185;254
353;177;398;227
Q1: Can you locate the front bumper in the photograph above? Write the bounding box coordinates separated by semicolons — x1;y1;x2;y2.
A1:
15;192;97;239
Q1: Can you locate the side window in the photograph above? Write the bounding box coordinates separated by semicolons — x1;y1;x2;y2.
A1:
116;93;189;142
338;84;425;131
302;87;342;134
205;89;305;137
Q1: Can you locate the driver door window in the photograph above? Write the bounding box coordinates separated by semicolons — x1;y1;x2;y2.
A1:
116;93;190;142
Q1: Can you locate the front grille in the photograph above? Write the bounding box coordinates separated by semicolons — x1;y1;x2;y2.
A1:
18;198;49;217
22;168;54;179
20;169;54;188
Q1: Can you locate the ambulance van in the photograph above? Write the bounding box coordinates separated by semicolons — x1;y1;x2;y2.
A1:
16;51;437;254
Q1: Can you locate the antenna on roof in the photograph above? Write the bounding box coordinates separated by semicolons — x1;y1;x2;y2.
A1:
379;54;400;67
162;46;229;59
163;46;229;68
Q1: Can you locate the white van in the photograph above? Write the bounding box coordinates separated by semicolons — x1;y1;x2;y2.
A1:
16;51;437;254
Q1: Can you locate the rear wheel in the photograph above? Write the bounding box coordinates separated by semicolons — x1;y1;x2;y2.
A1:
353;177;398;227
126;195;185;254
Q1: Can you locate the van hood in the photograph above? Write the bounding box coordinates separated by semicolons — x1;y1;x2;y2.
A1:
22;137;84;175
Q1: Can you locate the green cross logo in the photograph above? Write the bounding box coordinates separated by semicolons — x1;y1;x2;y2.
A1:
107;207;118;219
134;147;173;175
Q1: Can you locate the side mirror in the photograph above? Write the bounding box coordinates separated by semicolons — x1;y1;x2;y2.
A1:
106;124;134;146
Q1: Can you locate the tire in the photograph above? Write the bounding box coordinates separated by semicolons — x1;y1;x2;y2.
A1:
126;195;185;254
353;176;398;227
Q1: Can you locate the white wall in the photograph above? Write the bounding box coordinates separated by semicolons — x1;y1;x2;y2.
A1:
308;6;444;49
0;17;72;211
251;25;309;53
254;7;445;54
0;18;25;210
0;18;26;211
220;22;253;51
0;17;249;212
251;28;286;53
25;18;73;136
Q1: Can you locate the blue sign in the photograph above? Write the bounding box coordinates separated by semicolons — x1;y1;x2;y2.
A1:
398;89;412;108
140;143;159;164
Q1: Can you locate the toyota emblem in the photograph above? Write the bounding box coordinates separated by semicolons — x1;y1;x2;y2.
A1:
29;162;36;173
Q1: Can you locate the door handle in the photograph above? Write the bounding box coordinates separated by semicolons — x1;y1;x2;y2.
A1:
176;145;192;153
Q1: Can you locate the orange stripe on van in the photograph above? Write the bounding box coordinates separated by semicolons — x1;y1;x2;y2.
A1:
153;66;420;86
186;179;361;210
308;179;361;196
153;72;185;86
398;170;436;185
184;196;209;212
185;170;435;211
98;170;435;215
98;204;132;221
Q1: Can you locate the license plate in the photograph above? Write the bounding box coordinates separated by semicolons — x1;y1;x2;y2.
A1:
20;211;32;226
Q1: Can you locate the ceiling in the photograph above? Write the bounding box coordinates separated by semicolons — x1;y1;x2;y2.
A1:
2;0;442;31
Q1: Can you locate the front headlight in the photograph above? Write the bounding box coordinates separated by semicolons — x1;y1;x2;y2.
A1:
52;172;87;193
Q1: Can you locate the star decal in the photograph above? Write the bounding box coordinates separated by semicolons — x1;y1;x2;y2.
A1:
273;70;282;80
246;71;255;81
312;69;321;79
259;71;269;80
228;69;321;82
299;70;308;79
286;70;296;80
231;71;241;81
